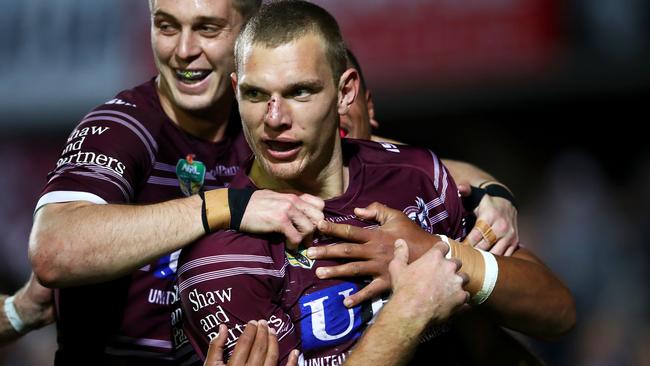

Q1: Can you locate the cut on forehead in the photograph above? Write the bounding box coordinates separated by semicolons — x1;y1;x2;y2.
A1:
234;0;347;83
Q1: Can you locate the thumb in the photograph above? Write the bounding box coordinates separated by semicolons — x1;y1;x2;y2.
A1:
388;239;409;286
457;183;472;197
204;324;228;366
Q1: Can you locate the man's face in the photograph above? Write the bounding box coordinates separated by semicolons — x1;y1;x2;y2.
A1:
234;34;342;182
150;0;243;112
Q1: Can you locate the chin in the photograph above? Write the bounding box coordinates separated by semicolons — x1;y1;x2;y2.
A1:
262;162;302;182
173;93;218;112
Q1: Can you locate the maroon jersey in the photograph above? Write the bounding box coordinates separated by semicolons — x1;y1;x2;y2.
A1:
177;139;467;365
36;79;251;365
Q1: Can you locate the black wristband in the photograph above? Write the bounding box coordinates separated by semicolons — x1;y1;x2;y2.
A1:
199;191;210;233
462;184;518;211
228;188;255;231
483;184;517;210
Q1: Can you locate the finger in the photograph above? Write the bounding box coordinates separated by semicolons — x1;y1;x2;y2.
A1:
287;349;300;366
388;239;409;282
457;271;470;287
317;220;372;242
457;183;472;197
229;320;258;365
307;243;368;260
447;257;462;272
281;221;303;251
343;278;390;308
204;324;228;366
292;196;325;225
315;261;379;279
475;238;493;251
247;320;269;366
489;238;510;256
504;244;518;257
263;327;279;366
287;208;317;238
463;228;484;247
353;206;379;221
356;202;399;225
433;238;450;255
298;193;325;211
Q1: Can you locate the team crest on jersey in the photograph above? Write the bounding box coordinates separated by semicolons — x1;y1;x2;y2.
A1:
404;196;433;233
286;247;314;269
176;154;206;196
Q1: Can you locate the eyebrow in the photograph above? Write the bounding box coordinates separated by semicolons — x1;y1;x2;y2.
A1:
153;11;228;26
239;79;324;94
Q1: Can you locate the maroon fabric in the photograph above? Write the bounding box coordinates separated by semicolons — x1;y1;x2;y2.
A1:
40;79;251;365
177;139;467;365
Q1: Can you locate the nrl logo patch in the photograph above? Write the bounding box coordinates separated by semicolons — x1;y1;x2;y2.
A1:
176;154;206;197
286;247;315;269
404;196;433;233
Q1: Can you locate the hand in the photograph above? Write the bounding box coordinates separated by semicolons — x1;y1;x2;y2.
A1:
308;202;437;307
203;320;299;366
12;273;54;331
458;184;519;256
389;239;469;325
241;190;325;250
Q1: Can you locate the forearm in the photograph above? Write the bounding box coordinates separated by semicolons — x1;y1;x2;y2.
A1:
439;237;574;338
0;295;20;346
442;159;496;187
345;295;427;366
482;249;575;339
29;195;205;287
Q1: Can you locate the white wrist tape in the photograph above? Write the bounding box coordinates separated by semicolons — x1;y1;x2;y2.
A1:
4;295;26;334
472;249;499;305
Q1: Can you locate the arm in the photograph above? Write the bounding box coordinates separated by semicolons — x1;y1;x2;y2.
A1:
312;203;575;339
442;159;495;187
30;190;324;287
344;239;468;366
0;273;54;346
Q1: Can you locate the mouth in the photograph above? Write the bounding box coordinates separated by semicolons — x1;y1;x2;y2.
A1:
174;69;212;84
263;139;302;160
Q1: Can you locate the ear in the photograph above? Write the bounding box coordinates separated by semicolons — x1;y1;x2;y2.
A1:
230;72;239;98
366;89;379;129
337;68;359;116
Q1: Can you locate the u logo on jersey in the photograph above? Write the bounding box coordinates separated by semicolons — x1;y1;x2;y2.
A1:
298;283;363;351
153;249;181;279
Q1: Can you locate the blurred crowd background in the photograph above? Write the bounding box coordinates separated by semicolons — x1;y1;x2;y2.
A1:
0;0;648;365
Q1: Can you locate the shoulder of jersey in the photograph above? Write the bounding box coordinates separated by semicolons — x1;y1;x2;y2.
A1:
82;81;165;135
347;138;432;166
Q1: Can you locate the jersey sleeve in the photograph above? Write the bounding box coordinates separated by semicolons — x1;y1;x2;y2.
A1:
36;104;158;210
427;149;467;240
177;231;299;365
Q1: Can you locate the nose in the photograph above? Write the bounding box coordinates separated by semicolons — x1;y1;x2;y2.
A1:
264;96;291;129
176;30;201;61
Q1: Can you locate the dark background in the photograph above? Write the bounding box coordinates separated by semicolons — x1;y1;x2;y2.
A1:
0;1;648;365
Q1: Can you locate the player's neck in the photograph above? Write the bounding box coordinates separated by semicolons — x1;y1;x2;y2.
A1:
249;141;349;200
157;84;233;143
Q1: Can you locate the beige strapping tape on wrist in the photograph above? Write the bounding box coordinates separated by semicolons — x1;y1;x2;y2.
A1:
436;235;498;304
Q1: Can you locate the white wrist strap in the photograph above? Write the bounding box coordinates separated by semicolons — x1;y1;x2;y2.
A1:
472;249;499;305
4;296;26;334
